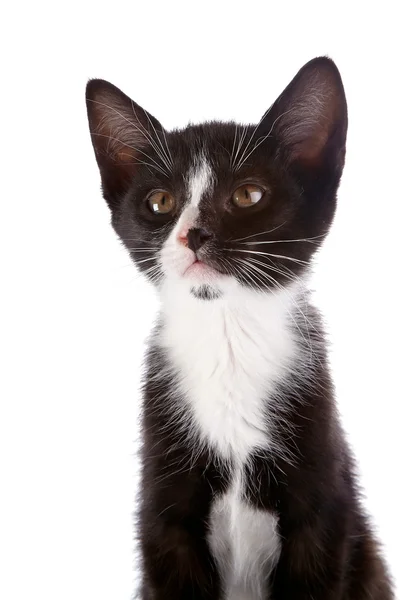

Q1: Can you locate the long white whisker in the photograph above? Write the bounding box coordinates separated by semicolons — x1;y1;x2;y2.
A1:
130;101;173;173
123;158;168;177
142;262;160;271
231;125;249;170
143;263;163;283
231;257;264;293
236;258;313;352
91;132;169;176
245;256;298;284
235;108;295;171
88;98;171;174
120;156;169;177
225;248;309;266
134;257;158;265
230;124;238;169
237;257;278;289
142;106;174;170
161;126;174;168
240;233;326;246
220;256;243;280
233;112;268;172
244;256;318;347
229;222;287;243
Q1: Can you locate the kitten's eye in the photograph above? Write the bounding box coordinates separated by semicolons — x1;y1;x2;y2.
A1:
148;191;175;214
232;184;264;208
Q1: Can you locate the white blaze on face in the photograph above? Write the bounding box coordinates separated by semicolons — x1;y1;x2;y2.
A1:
176;153;214;240
187;154;214;208
160;154;216;283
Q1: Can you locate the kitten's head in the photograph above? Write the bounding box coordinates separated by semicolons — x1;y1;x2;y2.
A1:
86;57;347;300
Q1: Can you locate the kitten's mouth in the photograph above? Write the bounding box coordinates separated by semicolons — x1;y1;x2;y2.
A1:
183;258;221;279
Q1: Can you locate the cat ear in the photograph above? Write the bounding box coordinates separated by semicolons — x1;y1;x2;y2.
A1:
262;57;347;170
86;79;165;208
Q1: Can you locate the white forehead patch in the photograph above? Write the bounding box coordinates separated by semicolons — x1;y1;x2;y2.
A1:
187;154;214;207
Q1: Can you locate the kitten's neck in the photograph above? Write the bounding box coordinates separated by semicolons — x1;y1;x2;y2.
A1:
156;278;309;461
159;277;307;328
158;277;307;376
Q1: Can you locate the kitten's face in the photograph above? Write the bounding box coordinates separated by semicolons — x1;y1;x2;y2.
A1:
86;58;347;299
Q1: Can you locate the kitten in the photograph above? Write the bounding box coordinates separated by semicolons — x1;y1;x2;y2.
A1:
86;57;393;599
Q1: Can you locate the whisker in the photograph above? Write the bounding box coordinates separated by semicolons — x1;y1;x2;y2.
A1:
142;106;174;170
228;222;287;243
245;256;298;284
141;263;160;273
231;124;249;170
143;264;164;284
161;126;174;168
233;112;268;172
239;233;326;246
230;257;264;294
230;124;238;169
88;98;171;175
246;257;320;349
130;101;173;173
120;156;169;177
245;257;314;322
235;257;278;289
219;255;242;280
225;248;309;266
134;257;158;265
90;132;169;176
126;248;160;251
235;108;295;172
234;258;313;352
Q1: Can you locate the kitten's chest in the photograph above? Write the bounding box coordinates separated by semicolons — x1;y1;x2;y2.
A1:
181;341;270;460
160;287;298;461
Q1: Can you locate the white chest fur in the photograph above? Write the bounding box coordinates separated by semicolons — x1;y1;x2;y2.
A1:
160;279;299;460
159;280;300;598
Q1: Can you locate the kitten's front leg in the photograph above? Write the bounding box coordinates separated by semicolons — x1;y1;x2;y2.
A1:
269;505;349;600
140;523;220;600
270;519;393;600
139;460;222;600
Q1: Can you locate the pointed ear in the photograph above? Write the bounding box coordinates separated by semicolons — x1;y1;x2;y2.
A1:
86;79;165;209
262;57;347;170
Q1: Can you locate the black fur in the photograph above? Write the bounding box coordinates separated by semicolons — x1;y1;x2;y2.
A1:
190;285;221;300
86;57;393;599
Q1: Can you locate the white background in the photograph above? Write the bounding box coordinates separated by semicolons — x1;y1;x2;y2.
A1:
1;1;399;598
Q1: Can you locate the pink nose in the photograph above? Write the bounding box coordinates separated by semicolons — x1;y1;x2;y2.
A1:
177;225;189;247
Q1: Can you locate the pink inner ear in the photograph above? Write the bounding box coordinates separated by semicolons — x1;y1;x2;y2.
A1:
291;125;330;165
282;95;335;164
274;67;344;166
88;91;147;166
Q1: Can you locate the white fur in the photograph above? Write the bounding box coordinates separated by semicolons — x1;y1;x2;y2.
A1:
187;155;214;207
208;476;280;599
160;278;298;461
156;153;303;599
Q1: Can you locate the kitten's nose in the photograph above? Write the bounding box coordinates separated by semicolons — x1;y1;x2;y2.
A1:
186;227;212;253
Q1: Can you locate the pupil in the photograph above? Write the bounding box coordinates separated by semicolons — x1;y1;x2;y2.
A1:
245;188;250;200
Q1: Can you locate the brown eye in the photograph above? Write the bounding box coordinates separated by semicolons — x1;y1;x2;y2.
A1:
232;184;264;208
148;191;175;214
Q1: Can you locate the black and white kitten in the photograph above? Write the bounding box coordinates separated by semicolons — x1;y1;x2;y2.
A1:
86;57;393;600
